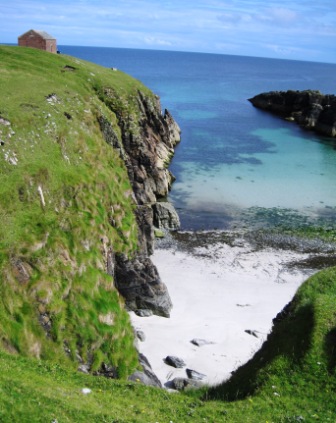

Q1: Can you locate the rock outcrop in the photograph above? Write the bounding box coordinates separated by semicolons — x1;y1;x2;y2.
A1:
98;89;181;317
249;90;336;137
114;253;172;317
98;90;181;206
152;201;180;231
128;353;162;387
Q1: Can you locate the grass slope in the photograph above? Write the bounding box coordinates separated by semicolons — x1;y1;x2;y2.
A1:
0;45;157;376
0;268;336;422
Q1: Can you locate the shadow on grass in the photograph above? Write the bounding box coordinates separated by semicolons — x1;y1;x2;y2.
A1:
324;327;336;374
206;300;315;401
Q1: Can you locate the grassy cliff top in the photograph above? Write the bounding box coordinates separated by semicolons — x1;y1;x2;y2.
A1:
0;46;157;377
0;46;336;422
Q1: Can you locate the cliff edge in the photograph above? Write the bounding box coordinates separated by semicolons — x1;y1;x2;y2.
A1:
0;46;180;378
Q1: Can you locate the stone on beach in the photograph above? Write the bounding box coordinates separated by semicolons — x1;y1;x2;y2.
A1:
190;338;215;347
164;356;186;368
186;368;207;381
245;330;259;338
169;377;203;391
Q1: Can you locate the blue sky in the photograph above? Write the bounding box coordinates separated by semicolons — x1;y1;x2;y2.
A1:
1;0;335;63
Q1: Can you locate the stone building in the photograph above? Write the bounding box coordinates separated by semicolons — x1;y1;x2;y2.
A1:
18;30;57;53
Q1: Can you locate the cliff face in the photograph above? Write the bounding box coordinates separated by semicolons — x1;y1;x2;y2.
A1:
97;89;181;317
249;90;336;137
0;46;180;377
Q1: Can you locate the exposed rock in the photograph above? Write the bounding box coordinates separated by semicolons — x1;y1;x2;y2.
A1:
104;244;116;280
128;353;162;388
136;330;146;342
98;312;115;326
169;377;188;390
97;114;127;161
186;368;207;381
163;108;181;146
152;201;180;230
46;93;60;104
39;312;52;334
98;90;181;318
169;377;203;391
249;90;336;137
99;90;181;207
164;355;186;368
0;117;11;126
134;309;153;317
135;205;154;256
115;253;172;317
94;363;118;378
78;364;90;374
62;65;76;72
245;329;259;338
190;338;215;347
11;259;32;284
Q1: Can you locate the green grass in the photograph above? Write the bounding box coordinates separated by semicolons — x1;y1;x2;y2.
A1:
0;45;156;375
1;46;336;422
0;268;336;422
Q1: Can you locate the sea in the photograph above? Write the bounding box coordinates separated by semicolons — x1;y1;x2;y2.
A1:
60;45;336;231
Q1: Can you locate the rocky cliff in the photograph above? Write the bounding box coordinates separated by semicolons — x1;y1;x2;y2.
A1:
97;89;181;317
0;46;180;378
249;90;336;137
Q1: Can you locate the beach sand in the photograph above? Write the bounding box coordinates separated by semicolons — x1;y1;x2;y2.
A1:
130;237;315;388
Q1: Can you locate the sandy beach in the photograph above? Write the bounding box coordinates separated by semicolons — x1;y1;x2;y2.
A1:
130;234;316;388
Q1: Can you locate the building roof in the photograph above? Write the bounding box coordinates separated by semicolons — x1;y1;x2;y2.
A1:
18;29;56;40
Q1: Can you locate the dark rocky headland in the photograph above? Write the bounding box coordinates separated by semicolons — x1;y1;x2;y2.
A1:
249;90;336;138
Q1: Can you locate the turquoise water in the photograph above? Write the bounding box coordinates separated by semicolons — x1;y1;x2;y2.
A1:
173;127;336;219
61;46;336;229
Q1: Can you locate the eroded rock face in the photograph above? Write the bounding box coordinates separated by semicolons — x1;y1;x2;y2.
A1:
134;205;154;256
249;90;336;137
114;253;172;318
98;90;180;317
152;201;180;230
100;90;181;207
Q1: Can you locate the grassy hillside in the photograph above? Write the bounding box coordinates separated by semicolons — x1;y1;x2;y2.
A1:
0;45;158;375
0;267;336;422
1;46;336;422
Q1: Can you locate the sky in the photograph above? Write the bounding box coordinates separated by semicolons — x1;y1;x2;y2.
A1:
1;0;336;63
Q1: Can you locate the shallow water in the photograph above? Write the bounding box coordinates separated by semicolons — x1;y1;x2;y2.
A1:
61;46;336;230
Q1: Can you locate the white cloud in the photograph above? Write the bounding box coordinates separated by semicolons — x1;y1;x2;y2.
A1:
270;7;297;23
144;36;172;46
0;0;335;63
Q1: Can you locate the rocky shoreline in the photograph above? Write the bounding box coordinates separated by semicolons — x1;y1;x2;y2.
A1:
249;90;336;138
107;87;336;387
114;91;336;316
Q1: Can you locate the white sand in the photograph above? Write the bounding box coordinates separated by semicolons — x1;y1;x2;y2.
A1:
130;239;315;387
